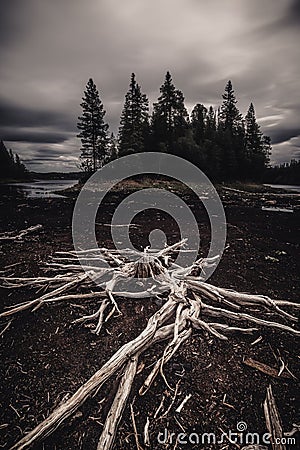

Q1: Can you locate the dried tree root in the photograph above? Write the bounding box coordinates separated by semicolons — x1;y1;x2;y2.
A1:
0;241;298;450
264;385;286;450
72;299;110;335
10;300;177;450
97;355;139;450
0;273;90;319
0;224;42;242
139;327;192;396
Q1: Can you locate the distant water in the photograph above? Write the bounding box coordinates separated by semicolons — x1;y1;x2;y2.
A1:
3;179;78;198
263;184;300;194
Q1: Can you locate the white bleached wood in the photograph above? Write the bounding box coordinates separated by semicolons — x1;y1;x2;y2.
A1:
0;241;298;450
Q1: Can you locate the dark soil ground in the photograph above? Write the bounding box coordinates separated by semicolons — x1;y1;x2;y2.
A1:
0;182;299;450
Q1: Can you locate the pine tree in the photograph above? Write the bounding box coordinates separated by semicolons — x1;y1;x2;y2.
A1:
0;141;12;179
206;106;217;140
262;135;271;165
191;104;207;144
0;141;27;180
15;153;27;177
245;103;262;156
118;73;149;157
200;106;221;179
219;80;243;134
107;133;118;162
77;78;109;172
152;71;188;152
218;81;244;179
244;103;270;178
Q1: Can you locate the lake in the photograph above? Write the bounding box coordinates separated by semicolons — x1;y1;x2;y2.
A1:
263;184;300;194
2;179;78;198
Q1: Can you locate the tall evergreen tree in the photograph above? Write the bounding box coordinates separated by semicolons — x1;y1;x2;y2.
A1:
107;132;118;161
245;103;262;157
219;80;243;134
262;135;271;165
77;78;109;172
190;104;222;178
245;103;270;177
204;107;222;179
152;71;188;152
118;73;149;157
206;106;217;140
191;104;207;144
218;81;244;179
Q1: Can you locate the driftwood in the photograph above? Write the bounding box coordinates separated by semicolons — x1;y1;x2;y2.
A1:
0;240;299;450
243;357;292;379
264;385;286;450
97;355;139;450
0;224;42;242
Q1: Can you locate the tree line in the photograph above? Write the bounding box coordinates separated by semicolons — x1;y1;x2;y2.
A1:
264;159;300;185
77;72;271;181
0;140;28;180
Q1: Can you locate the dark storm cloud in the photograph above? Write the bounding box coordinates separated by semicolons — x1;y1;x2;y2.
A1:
26;157;61;162
0;100;75;130
0;0;299;170
288;0;300;16
279;0;300;26
34;147;72;156
0;0;28;47
0;129;68;144
267;128;300;145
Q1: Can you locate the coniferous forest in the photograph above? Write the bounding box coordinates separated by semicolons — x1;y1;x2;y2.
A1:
264;159;300;185
77;72;272;181
1;72;298;184
0;140;28;181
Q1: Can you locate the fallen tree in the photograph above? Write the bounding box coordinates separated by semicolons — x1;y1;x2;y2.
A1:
0;240;299;450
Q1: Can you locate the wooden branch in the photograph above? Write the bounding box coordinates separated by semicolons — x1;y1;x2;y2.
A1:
157;238;187;257
206;284;298;321
139;327;191;396
97;355;139;450
187;280;240;310
264;385;286;450
244;358;292;379
0;224;42;242
190;316;228;340
200;301;300;336
0;273;89;319
210;323;258;335
10;300;176;449
130;403;143;450
72;299;110;335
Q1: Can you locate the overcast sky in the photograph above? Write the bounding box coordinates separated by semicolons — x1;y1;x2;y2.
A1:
0;0;299;172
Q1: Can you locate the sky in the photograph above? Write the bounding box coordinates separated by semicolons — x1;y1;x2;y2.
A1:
0;0;299;172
